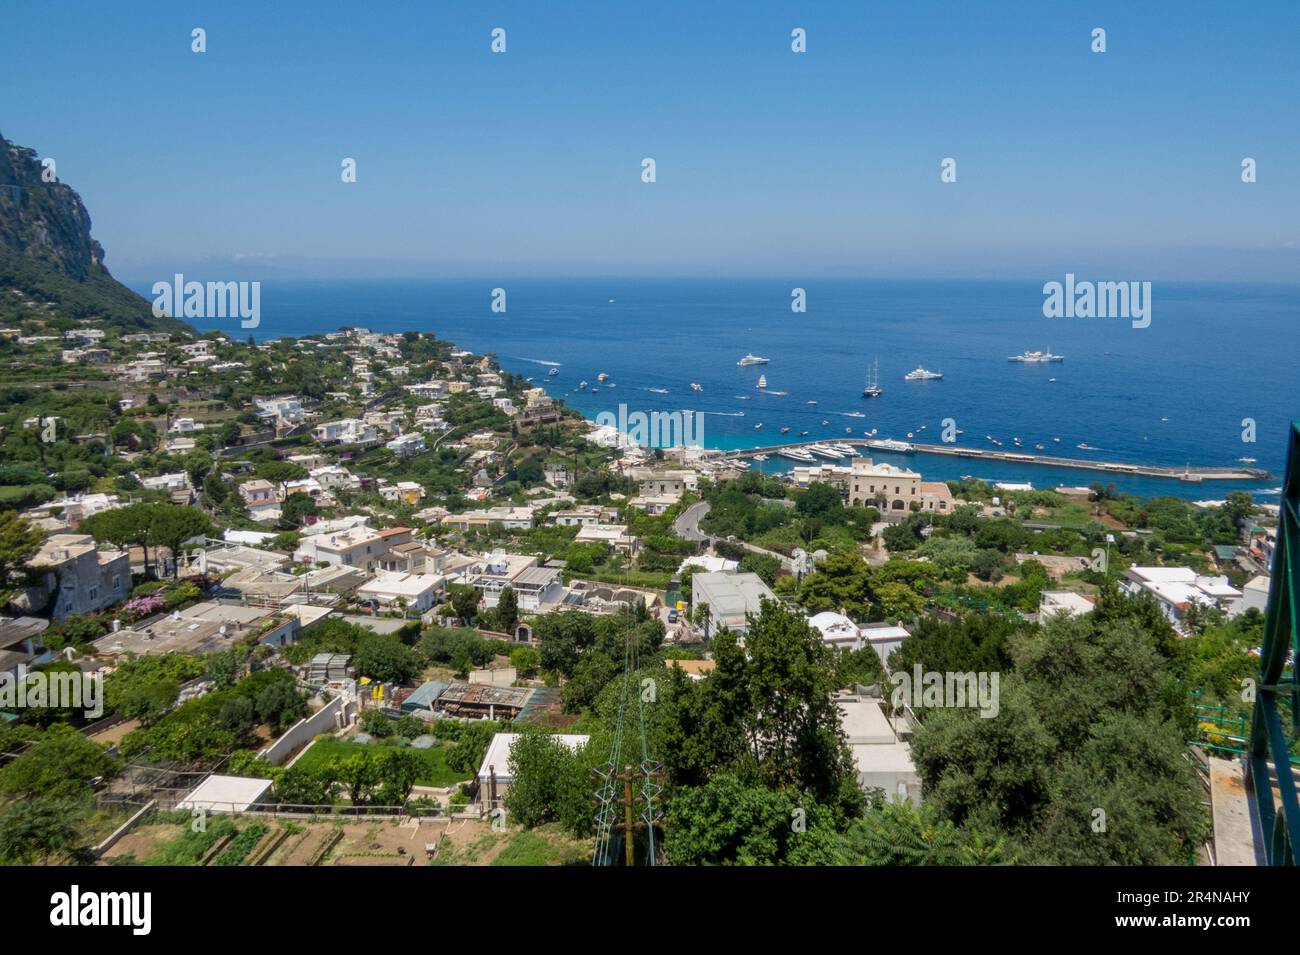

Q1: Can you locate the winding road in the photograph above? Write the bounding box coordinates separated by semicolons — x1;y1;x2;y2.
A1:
672;501;796;572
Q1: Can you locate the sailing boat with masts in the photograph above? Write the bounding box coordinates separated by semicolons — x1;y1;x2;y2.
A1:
862;358;882;398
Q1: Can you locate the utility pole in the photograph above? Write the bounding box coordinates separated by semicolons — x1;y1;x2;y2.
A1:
622;765;636;867
593;761;664;865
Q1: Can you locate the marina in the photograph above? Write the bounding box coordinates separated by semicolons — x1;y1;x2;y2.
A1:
703;438;1272;483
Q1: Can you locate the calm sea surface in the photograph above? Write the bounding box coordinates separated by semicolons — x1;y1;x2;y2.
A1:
145;278;1300;502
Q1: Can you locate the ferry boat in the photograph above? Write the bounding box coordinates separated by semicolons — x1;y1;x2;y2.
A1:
904;366;943;381
757;374;767;389
863;358;883;397
1008;349;1064;363
737;354;770;366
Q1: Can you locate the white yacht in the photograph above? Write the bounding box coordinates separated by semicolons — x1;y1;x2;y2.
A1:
737;354;770;366
808;444;844;459
690;382;703;392
1008;349;1064;363
867;438;914;453
779;448;817;462
597;372;609;382
831;443;857;456
757;374;767;389
904;366;943;381
547;367;559;376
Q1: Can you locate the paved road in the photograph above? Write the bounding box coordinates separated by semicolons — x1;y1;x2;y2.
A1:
674;501;712;542
672;500;795;571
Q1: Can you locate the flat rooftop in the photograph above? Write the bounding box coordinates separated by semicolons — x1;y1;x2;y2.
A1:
94;601;281;656
177;774;274;813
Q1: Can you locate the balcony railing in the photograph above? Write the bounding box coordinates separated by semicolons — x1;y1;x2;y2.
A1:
1248;420;1300;865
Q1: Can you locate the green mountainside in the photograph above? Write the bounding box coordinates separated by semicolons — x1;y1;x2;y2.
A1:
0;132;191;334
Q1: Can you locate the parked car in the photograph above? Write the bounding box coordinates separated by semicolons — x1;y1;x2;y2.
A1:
667;608;679;623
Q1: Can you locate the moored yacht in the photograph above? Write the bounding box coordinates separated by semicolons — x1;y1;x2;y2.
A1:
737;354;770;366
904;366;943;381
867;438;914;453
863;358;883;397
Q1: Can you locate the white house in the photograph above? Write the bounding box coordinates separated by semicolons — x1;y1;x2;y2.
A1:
691;572;775;637
356;572;444;613
1120;566;1243;631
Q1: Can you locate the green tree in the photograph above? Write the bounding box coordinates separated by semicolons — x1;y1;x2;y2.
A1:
146;505;212;578
447;584;480;625
909;677;1057;835
0;511;45;597
354;634;420;684
796;550;874;619
503;731;590;832
496;586;518;631
0;725;119;800
0;797;90;864
875;581;925;620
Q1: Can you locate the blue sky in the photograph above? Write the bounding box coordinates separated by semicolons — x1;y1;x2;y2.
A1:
3;1;1298;281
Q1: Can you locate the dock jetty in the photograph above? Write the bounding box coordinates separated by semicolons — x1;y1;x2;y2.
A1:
704;439;1270;483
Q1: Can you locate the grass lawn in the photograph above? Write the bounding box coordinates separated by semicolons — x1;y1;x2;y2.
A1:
491;828;588;866
294;737;472;788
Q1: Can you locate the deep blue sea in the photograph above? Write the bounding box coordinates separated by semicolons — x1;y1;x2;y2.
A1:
145;278;1300;502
